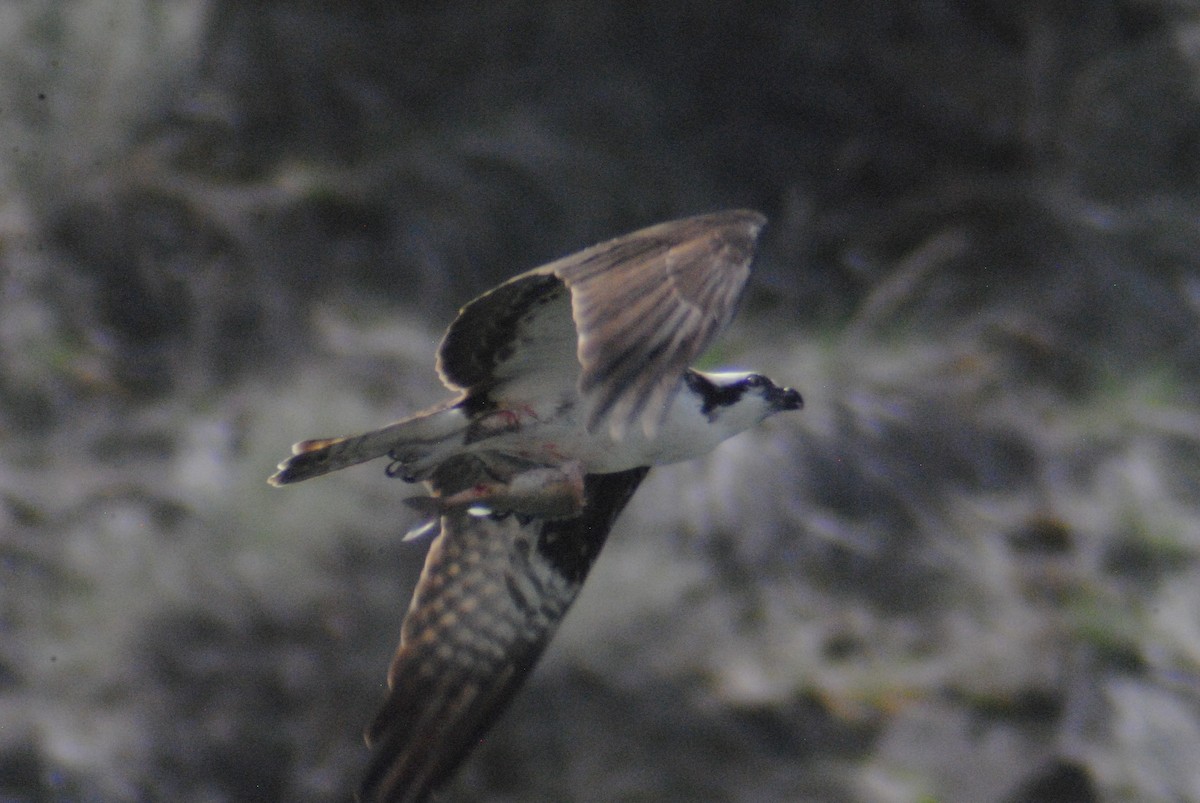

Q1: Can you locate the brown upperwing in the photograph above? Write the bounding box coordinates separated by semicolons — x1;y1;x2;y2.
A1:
436;210;765;437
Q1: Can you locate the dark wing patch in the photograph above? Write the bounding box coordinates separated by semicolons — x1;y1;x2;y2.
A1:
359;468;649;803
550;209;765;436
435;274;575;398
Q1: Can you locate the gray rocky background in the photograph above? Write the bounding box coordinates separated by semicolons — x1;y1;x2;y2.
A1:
3;2;1200;801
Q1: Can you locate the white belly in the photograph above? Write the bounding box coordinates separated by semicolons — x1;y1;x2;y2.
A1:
477;390;727;473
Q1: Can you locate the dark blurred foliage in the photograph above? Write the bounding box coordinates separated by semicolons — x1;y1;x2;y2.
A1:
33;1;1200;404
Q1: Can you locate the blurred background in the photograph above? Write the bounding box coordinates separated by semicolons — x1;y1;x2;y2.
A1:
3;2;1200;800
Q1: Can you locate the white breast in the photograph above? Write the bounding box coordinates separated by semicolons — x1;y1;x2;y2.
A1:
479;386;730;473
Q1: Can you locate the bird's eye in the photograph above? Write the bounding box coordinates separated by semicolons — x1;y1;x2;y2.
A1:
745;374;766;387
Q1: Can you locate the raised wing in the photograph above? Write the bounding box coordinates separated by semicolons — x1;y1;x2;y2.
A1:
358;467;650;803
554;209;764;435
436;210;766;437
436;273;578;403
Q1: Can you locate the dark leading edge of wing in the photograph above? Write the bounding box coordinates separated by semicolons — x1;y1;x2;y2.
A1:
358;467;650;803
436;210;766;437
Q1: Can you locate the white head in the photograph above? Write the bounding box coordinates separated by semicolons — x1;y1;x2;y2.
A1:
683;369;804;435
588;368;802;469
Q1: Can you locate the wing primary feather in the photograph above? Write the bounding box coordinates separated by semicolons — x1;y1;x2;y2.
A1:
557;209;765;437
578;286;677;390
584;296;705;435
584;337;671;432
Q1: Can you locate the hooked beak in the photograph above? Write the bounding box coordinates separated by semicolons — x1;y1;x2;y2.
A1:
767;385;804;412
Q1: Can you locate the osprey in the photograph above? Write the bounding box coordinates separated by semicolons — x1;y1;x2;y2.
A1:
270;209;802;511
268;210;803;801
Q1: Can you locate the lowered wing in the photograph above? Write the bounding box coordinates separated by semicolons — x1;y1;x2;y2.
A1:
359;467;649;803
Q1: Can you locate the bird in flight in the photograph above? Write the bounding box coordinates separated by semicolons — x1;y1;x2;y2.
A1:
268;209;803;801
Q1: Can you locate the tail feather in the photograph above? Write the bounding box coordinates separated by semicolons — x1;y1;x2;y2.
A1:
268;405;467;486
268;428;397;485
